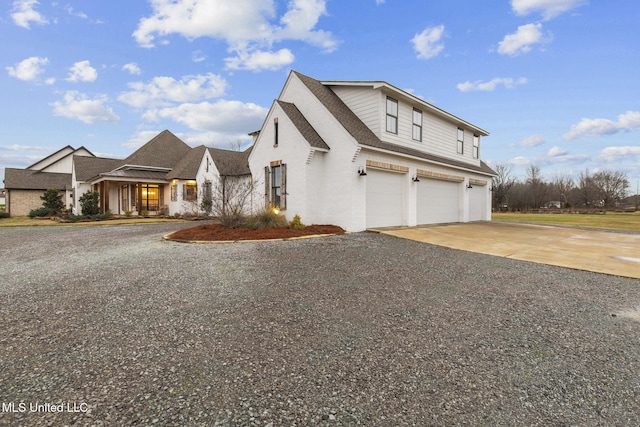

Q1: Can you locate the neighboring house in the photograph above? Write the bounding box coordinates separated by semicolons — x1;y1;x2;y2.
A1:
3;145;94;216
70;130;252;216
0;189;5;207
248;71;496;232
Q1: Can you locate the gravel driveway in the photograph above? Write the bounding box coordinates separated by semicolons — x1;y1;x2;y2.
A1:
1;223;639;426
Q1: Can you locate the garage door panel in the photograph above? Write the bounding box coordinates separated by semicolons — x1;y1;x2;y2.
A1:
469;187;486;221
366;170;404;228
417;179;460;224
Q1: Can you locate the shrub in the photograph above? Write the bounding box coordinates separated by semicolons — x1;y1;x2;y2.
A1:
40;189;64;212
289;214;305;230
79;191;100;216
219;211;246;229
124;210;132;217
200;197;213;216
0;212;10;219
28;207;55;218
244;207;288;230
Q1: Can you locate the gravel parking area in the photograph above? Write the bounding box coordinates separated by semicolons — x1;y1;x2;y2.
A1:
1;223;639;426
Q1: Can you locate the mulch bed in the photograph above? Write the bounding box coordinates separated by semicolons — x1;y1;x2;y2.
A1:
166;223;345;241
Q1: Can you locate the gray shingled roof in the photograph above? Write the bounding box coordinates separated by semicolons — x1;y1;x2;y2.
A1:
277;100;330;150
293;71;496;176
74;156;122;182
208;146;252;176
120;130;192;169
4;168;70;190
167;146;207;180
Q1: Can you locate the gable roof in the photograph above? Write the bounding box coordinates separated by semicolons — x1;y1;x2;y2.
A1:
73;156;123;182
167;145;207;180
120;130;192;169
4;168;70;190
209;146;252;176
292;71;496;176
27;145;76;170
277;100;329;150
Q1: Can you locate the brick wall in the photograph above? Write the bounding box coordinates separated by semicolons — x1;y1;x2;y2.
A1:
7;190;44;216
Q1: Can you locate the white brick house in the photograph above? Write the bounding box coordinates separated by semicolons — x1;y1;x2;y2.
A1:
248;71;496;232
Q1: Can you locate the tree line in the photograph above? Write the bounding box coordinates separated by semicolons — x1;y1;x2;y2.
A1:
492;165;638;212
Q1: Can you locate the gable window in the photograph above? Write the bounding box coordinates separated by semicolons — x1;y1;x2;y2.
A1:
412;109;423;141
473;134;480;159
203;181;212;199
183;181;197;201
386;97;398;134
171;184;177;201
457;128;464;154
274;117;279;147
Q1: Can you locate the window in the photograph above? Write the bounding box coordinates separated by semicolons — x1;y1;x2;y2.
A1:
412;109;423;141
473;134;480;159
139;184;159;211
121;185;129;211
183;182;197;201
457;128;464;154
271;165;281;207
386;97;398;134
274;117;279;146
203;181;212;199
170;184;177;202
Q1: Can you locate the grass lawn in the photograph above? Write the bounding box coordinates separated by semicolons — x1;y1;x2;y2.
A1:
493;212;640;232
0;216;191;227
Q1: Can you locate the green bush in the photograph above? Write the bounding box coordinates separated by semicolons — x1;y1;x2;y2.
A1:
40;189;64;212
0;212;10;219
79;191;100;216
289;214;305;230
28;207;55;218
200;197;213;216
244;208;288;230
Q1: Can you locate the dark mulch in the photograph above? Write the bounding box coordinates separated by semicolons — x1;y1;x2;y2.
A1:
166;223;345;241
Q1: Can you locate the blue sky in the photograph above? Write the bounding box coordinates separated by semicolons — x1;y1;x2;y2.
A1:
2;0;639;190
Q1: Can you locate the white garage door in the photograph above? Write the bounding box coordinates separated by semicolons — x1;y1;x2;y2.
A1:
366;169;404;228
469;186;486;221
417;178;460;224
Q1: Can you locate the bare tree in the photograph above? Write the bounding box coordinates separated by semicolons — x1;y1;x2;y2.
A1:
577;169;598;207
491;163;516;211
592;169;629;208
550;173;575;208
211;175;257;228
526;164;548;209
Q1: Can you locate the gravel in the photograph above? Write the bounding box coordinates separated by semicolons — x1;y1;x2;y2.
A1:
1;223;639;426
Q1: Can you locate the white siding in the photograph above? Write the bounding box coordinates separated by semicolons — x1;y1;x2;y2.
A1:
331;86;381;135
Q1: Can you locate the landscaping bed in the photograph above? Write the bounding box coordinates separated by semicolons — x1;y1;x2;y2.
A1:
166;223;345;241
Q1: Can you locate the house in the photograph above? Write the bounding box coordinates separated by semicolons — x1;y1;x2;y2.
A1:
0;189;5;207
248;71;496;232
5;70;495;229
71;130;251;216
3;145;94;216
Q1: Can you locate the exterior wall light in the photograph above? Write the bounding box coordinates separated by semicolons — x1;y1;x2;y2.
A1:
272;207;280;215
358;167;367;176
466;183;473;189
412;175;420;182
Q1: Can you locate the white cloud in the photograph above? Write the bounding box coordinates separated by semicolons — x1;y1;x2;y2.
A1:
11;0;48;29
517;134;545;147
51;91;120;124
511;0;588;20
66;60;98;82
457;77;528;92
0;144;52;152
132;0;337;70
498;23;550;56
563;111;640;140
548;146;568;157
6;56;51;82
411;25;445;60
225;48;295;71
123;130;166;149
509;156;533;166
122;62;142;75
599;146;640;162
119;73;228;108
192;51;206;63
143;100;268;133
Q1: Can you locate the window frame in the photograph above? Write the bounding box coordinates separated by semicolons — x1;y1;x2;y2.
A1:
386;97;398;134
457;128;464;154
473;134;480;159
271;165;281;207
412;108;423;142
183;182;197;202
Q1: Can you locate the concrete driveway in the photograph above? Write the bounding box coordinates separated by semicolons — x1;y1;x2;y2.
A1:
373;222;640;279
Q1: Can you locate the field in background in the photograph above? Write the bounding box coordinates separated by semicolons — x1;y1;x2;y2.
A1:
492;212;640;232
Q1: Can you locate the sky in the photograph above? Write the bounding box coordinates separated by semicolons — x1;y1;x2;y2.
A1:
1;0;639;191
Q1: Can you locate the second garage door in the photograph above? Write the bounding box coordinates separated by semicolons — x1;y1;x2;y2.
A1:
417;178;460;224
366;169;404;228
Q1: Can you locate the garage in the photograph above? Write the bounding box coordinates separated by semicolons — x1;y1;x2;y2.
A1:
417;178;460;224
468;184;487;221
366;169;404;228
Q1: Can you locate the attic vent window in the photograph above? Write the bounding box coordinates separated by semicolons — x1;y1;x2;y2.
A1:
274;117;279;147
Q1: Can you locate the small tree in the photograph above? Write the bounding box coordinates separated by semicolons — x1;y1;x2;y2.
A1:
41;189;65;212
79;190;100;216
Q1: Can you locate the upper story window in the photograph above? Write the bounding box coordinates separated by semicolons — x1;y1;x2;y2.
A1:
457;128;464;154
274;117;279;146
412;109;423;141
473;134;480;159
386;97;398;134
